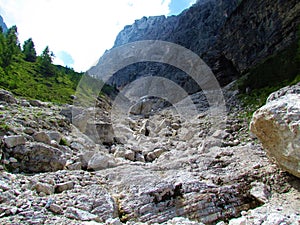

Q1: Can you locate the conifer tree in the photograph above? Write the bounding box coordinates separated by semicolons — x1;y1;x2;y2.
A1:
38;46;55;76
0;27;6;67
23;38;37;62
2;25;20;67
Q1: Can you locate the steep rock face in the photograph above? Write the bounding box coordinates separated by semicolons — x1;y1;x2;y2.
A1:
114;15;176;46
113;0;239;53
215;0;300;73
89;0;240;92
89;0;300;92
0;15;7;32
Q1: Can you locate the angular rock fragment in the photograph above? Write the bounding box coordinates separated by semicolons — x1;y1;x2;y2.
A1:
3;135;26;148
65;207;100;222
87;153;115;171
49;203;63;214
33;131;51;145
55;181;74;193
32;182;54;195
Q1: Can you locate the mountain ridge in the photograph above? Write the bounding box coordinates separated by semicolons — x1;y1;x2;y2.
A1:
0;15;8;32
88;0;300;92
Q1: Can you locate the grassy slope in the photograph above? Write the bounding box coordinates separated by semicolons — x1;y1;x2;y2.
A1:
0;56;83;104
0;57;116;105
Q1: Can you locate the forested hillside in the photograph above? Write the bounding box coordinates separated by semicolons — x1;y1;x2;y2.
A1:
0;26;83;104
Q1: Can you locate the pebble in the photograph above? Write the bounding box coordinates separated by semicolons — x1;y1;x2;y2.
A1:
55;181;75;193
49;203;63;214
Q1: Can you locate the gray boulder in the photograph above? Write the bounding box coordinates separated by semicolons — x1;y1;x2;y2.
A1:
0;89;17;104
85;122;115;144
33;131;51;145
5;143;66;173
87;153;115;171
3;135;26;148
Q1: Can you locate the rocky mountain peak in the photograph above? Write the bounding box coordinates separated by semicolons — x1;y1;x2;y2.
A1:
0;15;8;32
89;0;299;92
88;0;241;92
114;15;172;47
113;0;239;50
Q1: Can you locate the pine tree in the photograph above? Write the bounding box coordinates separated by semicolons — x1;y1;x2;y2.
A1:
23;38;37;62
2;25;21;67
38;46;55;76
0;27;6;67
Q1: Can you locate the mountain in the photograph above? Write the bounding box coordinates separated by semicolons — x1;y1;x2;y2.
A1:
0;15;8;32
212;0;300;74
88;0;300;93
1;2;300;224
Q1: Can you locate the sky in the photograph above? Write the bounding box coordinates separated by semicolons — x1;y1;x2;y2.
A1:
0;0;197;72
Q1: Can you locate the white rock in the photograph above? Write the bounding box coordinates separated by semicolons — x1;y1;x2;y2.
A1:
65;207;100;222
229;217;247;225
250;182;270;203
0;180;10;191
250;92;300;178
87;153;115;171
105;218;123;225
262;213;286;225
166;217;204;225
8;157;18;163
212;130;229;139
124;150;135;161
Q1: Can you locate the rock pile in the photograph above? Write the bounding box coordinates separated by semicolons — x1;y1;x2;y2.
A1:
0;88;299;224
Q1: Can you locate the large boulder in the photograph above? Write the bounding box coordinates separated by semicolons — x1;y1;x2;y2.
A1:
85;122;115;145
4;143;66;173
87;153;115;171
250;83;300;178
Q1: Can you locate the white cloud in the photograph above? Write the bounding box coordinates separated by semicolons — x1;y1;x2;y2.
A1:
0;0;171;71
188;0;197;6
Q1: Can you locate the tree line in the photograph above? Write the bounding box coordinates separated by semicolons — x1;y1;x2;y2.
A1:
0;25;56;76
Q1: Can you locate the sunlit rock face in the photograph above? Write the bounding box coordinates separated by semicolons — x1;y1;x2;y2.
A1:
89;0;300;91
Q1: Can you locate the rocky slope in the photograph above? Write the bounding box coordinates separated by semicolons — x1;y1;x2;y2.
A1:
88;0;300;90
0;86;299;224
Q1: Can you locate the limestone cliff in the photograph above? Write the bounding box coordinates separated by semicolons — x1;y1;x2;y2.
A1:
88;0;240;92
214;0;300;73
88;0;300;92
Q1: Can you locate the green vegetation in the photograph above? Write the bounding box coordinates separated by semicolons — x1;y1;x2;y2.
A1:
59;138;69;146
237;25;300;113
0;25;116;104
0;25;84;104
